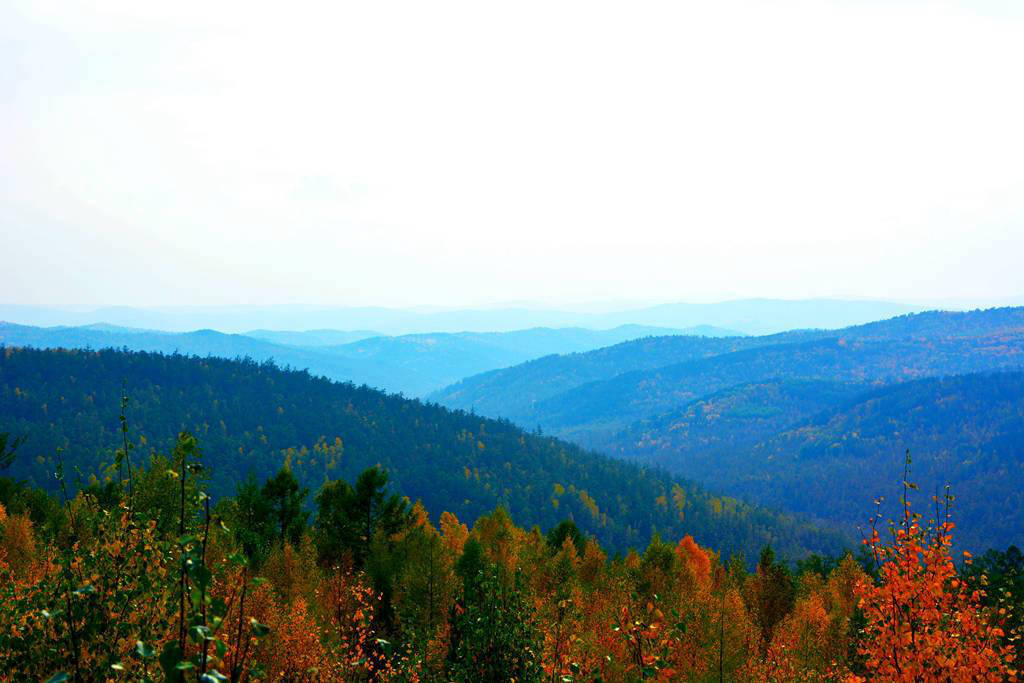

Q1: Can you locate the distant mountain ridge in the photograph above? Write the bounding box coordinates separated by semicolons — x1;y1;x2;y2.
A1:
520;333;1024;444
0;298;920;335
432;308;1024;432
245;329;381;346
0;321;729;397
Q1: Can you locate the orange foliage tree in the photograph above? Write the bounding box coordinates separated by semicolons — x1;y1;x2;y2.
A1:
852;466;1017;682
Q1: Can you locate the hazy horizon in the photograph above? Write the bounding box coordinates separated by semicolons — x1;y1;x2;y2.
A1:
0;296;987;335
3;0;1023;310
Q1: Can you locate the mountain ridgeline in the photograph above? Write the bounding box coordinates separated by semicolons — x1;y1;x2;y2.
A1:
431;308;1024;429
0;298;919;336
0;321;730;397
0;346;846;559
432;307;1024;551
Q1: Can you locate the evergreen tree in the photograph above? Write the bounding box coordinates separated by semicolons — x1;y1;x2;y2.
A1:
261;467;309;548
546;519;586;556
230;473;277;566
749;545;796;644
314;466;409;568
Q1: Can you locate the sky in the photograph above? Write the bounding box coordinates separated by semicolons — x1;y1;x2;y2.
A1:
2;0;1023;309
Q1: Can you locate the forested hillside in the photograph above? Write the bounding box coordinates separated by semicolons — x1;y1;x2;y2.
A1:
429;308;1024;553
0;346;845;558
524;334;1024;442
430;330;829;418
432;307;1024;424
609;372;1024;552
607;378;871;462
841;307;1024;339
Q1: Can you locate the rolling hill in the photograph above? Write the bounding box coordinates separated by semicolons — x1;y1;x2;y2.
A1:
429;330;830;419
432;308;1024;437
0;321;718;397
518;334;1024;445
607;372;1024;552
431;308;1024;552
0;346;847;559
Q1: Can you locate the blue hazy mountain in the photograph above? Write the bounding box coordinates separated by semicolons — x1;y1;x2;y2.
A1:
0;321;722;396
0;298;919;335
245;329;381;346
431;308;1024;434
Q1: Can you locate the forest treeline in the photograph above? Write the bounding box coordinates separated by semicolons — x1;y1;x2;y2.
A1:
0;435;1018;681
0;346;846;559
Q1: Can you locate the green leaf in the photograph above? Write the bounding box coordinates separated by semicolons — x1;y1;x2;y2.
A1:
136;640;156;658
190;624;212;642
189;563;213;592
159;640;183;681
250;618;271;637
210;596;227;619
45;674;69;683
200;672;229;683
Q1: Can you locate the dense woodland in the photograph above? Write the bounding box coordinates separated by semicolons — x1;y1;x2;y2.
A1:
0;433;1019;680
434;308;1024;553
0;309;1022;680
608;373;1024;552
0;347;844;560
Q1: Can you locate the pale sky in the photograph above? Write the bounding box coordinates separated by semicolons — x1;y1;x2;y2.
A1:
2;0;1022;308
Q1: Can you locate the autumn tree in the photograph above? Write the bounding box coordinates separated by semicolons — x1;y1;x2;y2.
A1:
853;472;1017;681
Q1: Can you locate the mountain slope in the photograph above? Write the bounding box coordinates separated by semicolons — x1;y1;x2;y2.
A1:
430;330;829;418
432;308;1024;432
609;372;1024;552
528;334;1024;444
0;346;847;558
607;378;871;464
